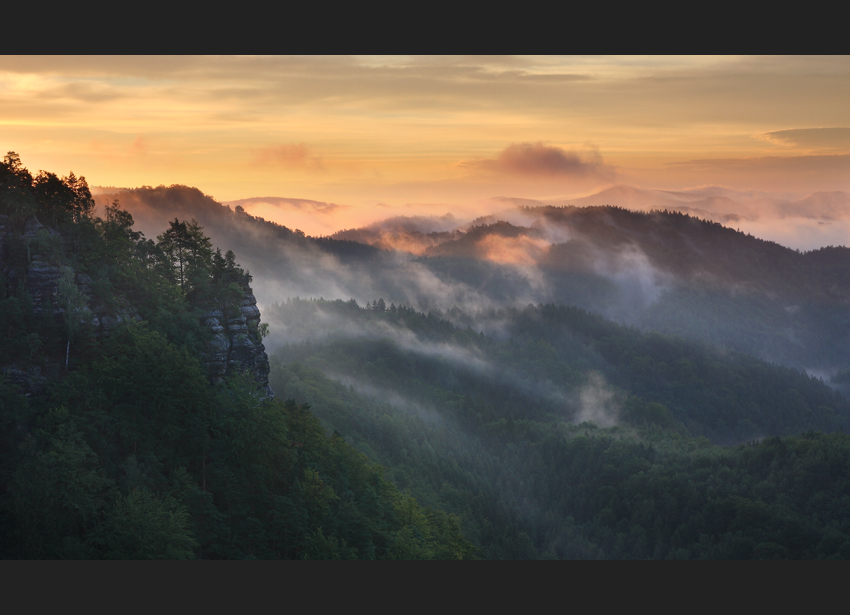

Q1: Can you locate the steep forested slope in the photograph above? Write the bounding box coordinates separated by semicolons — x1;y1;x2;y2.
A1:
0;153;473;559
335;208;850;371
102;185;850;373
30;161;850;559
266;298;850;559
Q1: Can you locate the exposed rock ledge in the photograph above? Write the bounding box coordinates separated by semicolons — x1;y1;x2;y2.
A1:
1;215;273;398
201;277;273;398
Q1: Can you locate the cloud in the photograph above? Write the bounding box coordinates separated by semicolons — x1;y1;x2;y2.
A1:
8;56;850;204
463;142;615;179
575;372;620;427
475;233;550;267
41;81;125;104
221;197;349;235
499;143;594;176
226;196;346;215
760;127;850;151
252;143;324;171
333;214;459;241
323;372;449;427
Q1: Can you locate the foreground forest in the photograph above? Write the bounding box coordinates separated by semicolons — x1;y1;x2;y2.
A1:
0;154;473;559
3;153;850;558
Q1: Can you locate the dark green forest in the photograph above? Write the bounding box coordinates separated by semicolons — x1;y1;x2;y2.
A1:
4;152;850;558
266;298;850;558
99;183;850;373
0;153;474;559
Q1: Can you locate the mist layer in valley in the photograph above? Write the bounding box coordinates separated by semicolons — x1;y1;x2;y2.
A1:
263;296;850;557
94;183;850;376
33;175;850;560
88;181;850;450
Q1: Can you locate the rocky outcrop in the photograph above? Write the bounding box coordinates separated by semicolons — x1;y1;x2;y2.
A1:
2;217;140;332
1;215;273;398
23;218;63;313
0;216;65;315
202;276;273;397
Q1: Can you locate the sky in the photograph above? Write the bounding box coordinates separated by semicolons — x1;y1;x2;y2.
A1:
2;55;850;237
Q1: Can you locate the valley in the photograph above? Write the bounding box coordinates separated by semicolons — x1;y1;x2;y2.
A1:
4;153;850;558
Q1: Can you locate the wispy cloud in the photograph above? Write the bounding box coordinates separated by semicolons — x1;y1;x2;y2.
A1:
227;196;346;215
6;56;850;203
252;143;324;172
759;127;850;151
576;372;621;427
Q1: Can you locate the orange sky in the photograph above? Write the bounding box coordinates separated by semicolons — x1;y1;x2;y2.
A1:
3;56;850;234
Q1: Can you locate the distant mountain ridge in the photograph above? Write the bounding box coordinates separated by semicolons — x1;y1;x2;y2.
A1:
96;184;850;372
548;184;850;221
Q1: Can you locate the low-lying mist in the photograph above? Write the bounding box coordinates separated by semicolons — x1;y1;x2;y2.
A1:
93;183;850;373
265;299;603;428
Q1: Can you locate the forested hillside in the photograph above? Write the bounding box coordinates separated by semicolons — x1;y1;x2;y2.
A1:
99;185;850;374
266;298;850;558
0;153;473;559
7;152;850;559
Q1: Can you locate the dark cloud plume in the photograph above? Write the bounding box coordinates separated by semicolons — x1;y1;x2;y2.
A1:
465;142;614;179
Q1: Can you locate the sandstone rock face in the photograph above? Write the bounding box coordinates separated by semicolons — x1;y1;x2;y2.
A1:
22;218;65;315
201;276;273;397
9;218;139;333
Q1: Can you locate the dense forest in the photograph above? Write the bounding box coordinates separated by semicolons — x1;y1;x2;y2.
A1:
0;153;474;559
96;184;850;373
267;298;850;558
4;152;850;558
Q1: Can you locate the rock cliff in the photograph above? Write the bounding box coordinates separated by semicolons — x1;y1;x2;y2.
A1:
0;215;273;397
202;275;273;397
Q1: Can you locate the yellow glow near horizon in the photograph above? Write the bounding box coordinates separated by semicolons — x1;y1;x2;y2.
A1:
3;56;850;231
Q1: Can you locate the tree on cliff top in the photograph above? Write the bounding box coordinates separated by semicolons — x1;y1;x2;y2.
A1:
157;218;213;303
